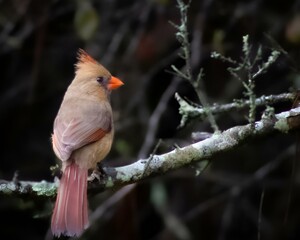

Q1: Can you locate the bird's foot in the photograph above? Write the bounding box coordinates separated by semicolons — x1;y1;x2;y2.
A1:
88;167;106;182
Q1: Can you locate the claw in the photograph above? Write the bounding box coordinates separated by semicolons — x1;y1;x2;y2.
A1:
88;170;101;182
87;166;106;182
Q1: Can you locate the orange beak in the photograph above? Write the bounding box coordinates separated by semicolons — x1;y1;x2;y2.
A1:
108;76;124;90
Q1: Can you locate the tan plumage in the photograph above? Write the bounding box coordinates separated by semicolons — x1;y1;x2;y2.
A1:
51;49;123;237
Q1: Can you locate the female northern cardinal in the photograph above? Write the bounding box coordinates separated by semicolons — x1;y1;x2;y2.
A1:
51;49;123;237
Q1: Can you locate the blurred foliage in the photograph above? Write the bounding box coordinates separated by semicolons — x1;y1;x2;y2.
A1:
74;0;99;41
1;0;300;239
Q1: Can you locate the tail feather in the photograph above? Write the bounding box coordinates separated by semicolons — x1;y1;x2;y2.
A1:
51;162;88;237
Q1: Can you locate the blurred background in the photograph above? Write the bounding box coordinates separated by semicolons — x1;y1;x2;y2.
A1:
1;0;300;239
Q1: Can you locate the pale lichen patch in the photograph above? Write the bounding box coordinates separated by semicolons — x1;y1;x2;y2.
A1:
274;118;289;133
0;182;17;194
31;181;57;196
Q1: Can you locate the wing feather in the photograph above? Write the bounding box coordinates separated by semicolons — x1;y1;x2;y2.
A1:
52;101;112;161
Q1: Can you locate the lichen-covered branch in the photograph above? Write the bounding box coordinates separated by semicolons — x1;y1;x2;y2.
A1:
0;179;57;197
170;0;219;132
211;35;281;127
176;92;295;127
1;105;300;198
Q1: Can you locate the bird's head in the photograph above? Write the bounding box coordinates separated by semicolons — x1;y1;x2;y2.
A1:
74;49;124;92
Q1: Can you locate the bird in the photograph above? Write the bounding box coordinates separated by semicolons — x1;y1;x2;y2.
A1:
50;49;124;237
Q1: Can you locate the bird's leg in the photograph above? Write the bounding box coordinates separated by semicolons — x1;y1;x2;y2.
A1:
87;163;106;182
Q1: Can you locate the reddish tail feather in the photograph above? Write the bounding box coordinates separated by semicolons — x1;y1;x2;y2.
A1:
51;162;89;237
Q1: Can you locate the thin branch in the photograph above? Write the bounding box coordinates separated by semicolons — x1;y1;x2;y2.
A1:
175;92;295;127
138;77;180;158
89;184;136;226
212;35;281;128
170;0;219;132
183;144;294;223
1;105;300;197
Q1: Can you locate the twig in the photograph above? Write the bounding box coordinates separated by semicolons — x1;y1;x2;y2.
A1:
138;77;180;158
143;139;162;177
88;184;136;228
212;35;281;128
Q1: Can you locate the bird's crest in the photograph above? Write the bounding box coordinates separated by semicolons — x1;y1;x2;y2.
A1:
75;49;98;71
76;49;97;65
75;49;108;77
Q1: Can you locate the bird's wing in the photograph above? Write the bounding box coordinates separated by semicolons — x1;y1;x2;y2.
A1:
52;101;112;161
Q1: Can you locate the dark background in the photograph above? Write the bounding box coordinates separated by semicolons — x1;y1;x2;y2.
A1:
1;0;300;239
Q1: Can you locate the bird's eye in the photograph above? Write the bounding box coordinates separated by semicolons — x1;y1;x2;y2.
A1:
96;76;105;84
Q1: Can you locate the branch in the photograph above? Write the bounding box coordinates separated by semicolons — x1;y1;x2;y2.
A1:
1;105;300;197
0;179;56;197
170;0;219;132
212;35;281;127
176;92;295;127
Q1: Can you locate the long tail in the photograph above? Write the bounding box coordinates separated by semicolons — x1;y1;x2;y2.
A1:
51;162;89;237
